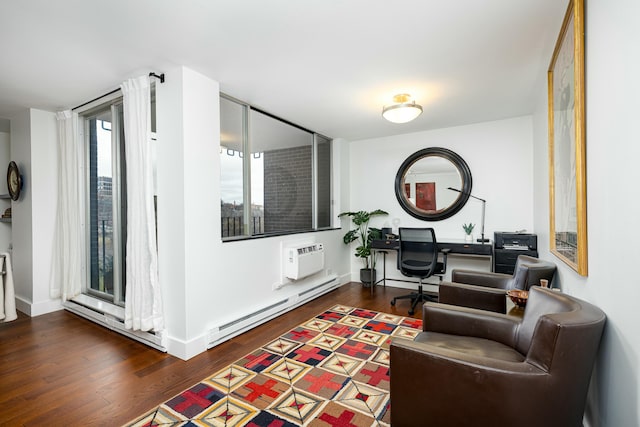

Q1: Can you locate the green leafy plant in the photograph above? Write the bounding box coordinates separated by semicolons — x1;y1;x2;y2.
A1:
462;223;475;235
338;209;389;269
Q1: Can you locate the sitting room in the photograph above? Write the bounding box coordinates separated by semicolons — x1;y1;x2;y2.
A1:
0;1;637;426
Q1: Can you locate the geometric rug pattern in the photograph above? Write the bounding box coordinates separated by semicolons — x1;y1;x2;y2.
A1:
125;305;422;426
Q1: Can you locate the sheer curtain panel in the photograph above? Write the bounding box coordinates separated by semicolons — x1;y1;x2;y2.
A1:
121;75;164;332
51;110;84;301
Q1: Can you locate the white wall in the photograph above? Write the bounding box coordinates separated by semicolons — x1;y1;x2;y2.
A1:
348;116;535;284
0;132;11;251
10;111;33;308
29;110;58;315
9;109;60;316
531;0;640;425
156;67;351;359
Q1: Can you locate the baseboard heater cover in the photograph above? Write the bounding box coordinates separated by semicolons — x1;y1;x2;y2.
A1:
207;274;339;348
63;300;167;352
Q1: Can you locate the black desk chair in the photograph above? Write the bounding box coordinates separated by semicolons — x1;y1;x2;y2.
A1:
391;227;448;315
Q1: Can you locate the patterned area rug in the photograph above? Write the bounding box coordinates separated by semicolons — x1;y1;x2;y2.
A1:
126;305;422;426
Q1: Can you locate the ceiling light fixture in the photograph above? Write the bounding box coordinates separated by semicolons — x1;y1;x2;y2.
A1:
382;93;423;123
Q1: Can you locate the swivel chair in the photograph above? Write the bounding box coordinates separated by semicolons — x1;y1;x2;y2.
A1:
390;227;448;315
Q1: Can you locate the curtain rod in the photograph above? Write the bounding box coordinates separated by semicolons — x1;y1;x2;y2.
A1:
148;72;165;83
72;71;165;111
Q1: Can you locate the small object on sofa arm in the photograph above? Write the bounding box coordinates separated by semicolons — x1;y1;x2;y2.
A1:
507;289;529;308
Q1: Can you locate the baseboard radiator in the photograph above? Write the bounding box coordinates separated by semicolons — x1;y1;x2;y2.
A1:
207;274;339;348
63;299;167;352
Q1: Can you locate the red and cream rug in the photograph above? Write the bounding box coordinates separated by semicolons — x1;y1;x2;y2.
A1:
125;305;422;426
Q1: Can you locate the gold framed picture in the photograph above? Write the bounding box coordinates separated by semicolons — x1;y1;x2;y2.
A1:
548;0;587;276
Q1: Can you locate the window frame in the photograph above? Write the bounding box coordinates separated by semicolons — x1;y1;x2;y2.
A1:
77;91;127;306
220;93;334;241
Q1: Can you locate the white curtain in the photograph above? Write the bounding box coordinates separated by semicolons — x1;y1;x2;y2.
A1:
121;75;164;332
51;110;84;301
0;253;17;322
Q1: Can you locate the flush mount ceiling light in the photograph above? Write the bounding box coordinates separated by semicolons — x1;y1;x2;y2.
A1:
382;93;423;123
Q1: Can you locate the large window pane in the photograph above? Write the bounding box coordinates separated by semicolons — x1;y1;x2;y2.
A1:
220;97;246;238
87;103;125;304
220;94;333;240
251;110;313;234
316;135;332;228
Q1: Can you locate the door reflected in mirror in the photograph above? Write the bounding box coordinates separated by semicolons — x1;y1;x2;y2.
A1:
404;156;461;213
395;147;472;221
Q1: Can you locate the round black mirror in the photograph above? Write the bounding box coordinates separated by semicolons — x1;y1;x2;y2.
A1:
395;147;472;221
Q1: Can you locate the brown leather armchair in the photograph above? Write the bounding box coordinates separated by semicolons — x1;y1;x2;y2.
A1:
390;287;606;427
439;255;557;313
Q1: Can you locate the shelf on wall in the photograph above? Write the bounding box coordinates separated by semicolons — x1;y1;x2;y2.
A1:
0;218;11;223
0;194;10;199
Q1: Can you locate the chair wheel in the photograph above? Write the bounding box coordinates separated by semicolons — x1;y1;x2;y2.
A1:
390;300;396;306
408;309;414;315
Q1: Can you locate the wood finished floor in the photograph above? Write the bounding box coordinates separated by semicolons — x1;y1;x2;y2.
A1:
0;282;422;426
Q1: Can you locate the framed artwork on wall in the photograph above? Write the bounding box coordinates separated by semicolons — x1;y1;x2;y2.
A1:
548;0;587;276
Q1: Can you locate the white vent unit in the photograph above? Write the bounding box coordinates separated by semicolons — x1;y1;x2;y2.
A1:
284;243;325;280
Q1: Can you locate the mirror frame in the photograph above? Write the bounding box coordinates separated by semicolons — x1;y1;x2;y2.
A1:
394;147;472;221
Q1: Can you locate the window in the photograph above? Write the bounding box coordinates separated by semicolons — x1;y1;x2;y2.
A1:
80;97;127;305
220;94;332;239
77;90;156;306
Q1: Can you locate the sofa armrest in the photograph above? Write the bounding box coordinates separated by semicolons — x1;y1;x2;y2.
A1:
451;269;512;289
422;302;519;347
438;281;508;313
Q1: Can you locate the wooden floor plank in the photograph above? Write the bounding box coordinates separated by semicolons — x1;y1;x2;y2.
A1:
0;282;421;426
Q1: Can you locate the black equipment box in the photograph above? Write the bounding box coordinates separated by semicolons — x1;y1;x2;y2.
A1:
493;232;538;274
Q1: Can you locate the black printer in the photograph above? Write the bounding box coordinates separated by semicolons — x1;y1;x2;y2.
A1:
493;232;538;274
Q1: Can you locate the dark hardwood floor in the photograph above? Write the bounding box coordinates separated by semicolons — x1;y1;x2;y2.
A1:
0;283;421;426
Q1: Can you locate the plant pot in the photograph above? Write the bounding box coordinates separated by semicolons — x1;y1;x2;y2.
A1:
464;234;473;242
360;268;377;287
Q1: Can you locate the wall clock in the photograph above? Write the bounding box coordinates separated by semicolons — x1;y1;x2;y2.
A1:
7;161;22;201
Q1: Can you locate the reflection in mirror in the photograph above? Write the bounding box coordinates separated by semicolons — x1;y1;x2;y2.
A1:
395;147;472;221
403;157;461;213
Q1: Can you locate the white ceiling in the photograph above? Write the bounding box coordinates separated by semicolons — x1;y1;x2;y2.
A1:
0;0;568;141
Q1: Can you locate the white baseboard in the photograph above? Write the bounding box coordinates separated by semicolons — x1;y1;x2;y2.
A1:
165;334;209;361
17;273;345;361
14;295;63;317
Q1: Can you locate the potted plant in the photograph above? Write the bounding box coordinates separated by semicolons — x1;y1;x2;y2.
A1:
338;209;389;286
462;223;475;242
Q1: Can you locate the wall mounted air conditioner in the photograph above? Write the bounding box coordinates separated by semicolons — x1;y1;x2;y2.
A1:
284;243;325;280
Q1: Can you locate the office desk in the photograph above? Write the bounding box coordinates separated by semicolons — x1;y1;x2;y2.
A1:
369;238;493;294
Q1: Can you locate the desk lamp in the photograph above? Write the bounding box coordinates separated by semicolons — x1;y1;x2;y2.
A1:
447;187;490;243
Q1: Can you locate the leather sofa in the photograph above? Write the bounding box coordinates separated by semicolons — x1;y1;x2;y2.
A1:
390;286;606;427
439;255;557;313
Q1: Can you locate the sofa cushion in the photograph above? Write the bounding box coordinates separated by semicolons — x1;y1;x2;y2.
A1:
414;331;525;363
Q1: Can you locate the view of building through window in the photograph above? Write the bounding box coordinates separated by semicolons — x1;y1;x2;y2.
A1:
86;103;126;306
94;118;115;296
220;95;332;239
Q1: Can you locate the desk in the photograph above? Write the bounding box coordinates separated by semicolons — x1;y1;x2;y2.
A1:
369;238;493;294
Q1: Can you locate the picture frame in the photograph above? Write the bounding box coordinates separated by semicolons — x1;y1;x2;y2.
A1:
548;0;587;276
